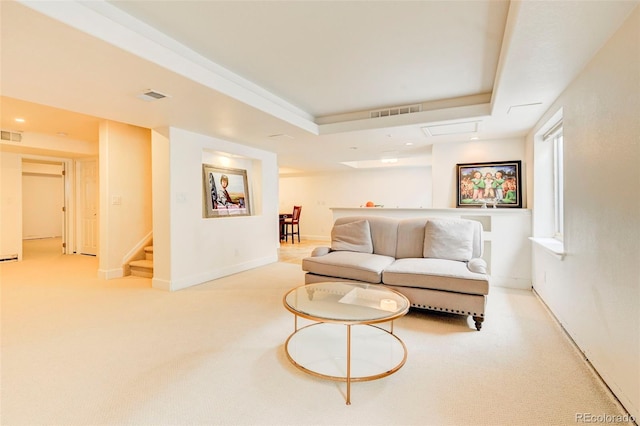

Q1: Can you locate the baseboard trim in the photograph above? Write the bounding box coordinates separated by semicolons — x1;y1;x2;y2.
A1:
97;268;124;280
0;254;18;262
489;276;531;289
153;255;279;291
152;278;171;291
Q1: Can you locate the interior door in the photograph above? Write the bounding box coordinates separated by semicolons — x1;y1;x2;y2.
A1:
79;159;98;256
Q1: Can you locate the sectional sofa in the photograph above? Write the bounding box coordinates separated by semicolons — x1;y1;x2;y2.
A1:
301;216;490;330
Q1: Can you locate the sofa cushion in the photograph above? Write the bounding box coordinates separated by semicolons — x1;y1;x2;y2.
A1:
302;251;395;284
423;219;475;261
331;220;373;253
334;216;399;257
396;217;429;259
383;258;489;295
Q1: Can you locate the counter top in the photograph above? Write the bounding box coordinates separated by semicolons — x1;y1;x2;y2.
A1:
330;207;531;215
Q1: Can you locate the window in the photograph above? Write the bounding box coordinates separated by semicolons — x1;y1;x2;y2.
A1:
532;111;565;258
546;123;564;239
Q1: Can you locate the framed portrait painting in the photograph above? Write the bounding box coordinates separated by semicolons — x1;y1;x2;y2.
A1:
202;164;251;218
456;160;522;208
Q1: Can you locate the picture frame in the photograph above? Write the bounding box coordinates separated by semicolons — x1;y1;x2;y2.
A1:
456;160;522;208
202;164;251;218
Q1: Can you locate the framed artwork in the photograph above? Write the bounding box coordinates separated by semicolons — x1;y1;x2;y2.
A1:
202;164;250;218
456;160;522;208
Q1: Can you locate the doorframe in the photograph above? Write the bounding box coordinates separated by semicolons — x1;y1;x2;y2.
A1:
20;154;74;254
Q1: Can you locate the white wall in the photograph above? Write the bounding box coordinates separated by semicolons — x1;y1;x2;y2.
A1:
98;121;152;279
22;168;63;239
279;137;527;240
279;167;432;239
431;137;527;208
529;7;639;418
152;127;279;291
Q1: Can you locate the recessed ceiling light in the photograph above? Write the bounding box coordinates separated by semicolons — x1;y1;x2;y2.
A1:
15;118;25;123
405;142;413;146
56;132;68;137
470;136;479;141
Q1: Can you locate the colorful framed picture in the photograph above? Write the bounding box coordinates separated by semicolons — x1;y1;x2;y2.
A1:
456;160;522;208
202;164;250;218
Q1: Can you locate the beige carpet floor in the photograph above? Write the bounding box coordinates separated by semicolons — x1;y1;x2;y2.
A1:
0;238;632;425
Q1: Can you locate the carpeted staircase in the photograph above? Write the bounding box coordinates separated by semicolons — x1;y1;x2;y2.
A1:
129;246;153;278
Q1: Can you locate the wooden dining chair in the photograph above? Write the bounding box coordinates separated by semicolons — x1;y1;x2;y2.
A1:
284;205;302;243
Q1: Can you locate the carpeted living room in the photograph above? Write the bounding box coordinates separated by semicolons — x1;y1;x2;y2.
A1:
1;2;638;425
0;238;630;425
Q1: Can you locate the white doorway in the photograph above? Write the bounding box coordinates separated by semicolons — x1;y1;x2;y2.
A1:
21;159;66;255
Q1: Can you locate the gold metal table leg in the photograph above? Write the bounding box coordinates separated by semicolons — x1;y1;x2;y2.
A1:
346;324;351;405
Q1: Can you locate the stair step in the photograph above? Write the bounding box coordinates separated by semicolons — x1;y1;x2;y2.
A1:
144;246;153;261
130;259;153;268
130;259;153;278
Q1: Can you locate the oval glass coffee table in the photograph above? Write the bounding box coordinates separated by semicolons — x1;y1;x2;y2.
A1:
283;281;410;404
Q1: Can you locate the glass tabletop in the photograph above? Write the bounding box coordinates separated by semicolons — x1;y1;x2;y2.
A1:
283;282;410;324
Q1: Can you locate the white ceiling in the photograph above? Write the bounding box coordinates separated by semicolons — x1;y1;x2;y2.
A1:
1;1;637;173
108;0;508;118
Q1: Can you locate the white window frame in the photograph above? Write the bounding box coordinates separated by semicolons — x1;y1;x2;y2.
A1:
546;124;564;240
531;111;565;259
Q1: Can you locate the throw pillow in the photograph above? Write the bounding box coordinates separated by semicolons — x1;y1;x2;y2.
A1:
423;219;475;261
331;220;373;254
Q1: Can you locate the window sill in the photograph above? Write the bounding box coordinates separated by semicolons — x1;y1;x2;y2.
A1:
529;237;565;260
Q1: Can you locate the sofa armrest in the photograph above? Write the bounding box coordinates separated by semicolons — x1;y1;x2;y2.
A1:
311;246;331;257
467;258;488;274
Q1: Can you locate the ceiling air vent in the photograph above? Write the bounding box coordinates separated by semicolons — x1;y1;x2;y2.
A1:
1;130;22;142
137;89;170;102
370;104;422;119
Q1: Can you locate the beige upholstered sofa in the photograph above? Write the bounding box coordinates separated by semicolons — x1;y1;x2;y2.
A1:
302;216;490;330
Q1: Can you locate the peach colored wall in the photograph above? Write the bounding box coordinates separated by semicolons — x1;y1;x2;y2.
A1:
98;120;152;278
0;152;22;259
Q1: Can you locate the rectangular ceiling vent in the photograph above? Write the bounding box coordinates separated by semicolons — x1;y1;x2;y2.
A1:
370;104;422;119
1;130;22;142
137;89;170;102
